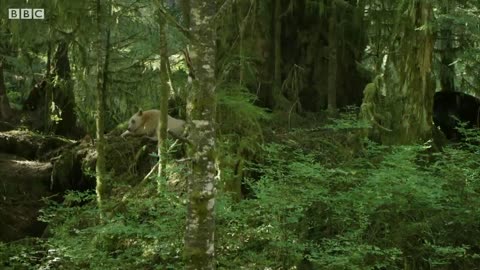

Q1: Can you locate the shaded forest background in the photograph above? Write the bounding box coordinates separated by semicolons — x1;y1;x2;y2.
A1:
1;0;480;269
1;1;480;131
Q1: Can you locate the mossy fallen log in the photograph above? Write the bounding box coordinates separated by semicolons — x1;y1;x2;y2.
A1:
0;128;168;241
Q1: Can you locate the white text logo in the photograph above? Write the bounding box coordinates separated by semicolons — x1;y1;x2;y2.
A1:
8;9;45;20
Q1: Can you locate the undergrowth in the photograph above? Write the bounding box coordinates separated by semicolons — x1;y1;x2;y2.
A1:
2;123;480;270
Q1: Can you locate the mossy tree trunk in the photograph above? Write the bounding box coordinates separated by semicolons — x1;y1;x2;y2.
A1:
0;59;13;121
184;1;217;269
271;0;292;110
438;2;455;92
272;0;285;110
327;0;338;114
157;0;170;182
363;0;435;144
179;0;191;30
95;0;111;210
49;40;77;137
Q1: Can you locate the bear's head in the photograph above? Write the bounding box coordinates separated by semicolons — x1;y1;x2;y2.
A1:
127;110;144;132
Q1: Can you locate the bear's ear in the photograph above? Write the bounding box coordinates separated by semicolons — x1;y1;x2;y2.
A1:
137;109;143;116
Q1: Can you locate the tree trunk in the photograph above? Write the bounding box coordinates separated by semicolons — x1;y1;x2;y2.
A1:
238;3;246;85
0;59;13;121
272;0;287;110
95;0;110;210
362;0;435;144
184;1;217;269
179;0;191;29
157;0;170;182
327;1;337;114
438;3;455;92
46;41;52;78
50;40;78;137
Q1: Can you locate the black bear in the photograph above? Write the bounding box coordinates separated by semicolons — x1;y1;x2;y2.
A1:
433;91;480;140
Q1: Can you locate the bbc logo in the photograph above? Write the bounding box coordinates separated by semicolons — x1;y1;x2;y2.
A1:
8;9;45;19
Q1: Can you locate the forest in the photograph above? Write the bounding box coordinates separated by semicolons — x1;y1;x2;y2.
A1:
1;0;480;269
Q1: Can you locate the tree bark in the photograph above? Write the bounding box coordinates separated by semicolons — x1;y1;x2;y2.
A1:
272;0;286;110
362;0;435;144
184;1;217;269
95;0;110;210
327;0;338;114
158;0;170;182
179;0;191;29
50;40;78;137
438;3;455;92
0;59;13;121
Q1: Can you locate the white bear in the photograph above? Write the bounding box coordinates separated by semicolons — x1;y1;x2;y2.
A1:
121;109;185;140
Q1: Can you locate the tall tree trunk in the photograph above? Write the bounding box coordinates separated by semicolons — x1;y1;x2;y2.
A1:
438;3;455;92
51;40;77;137
44;42;52;131
184;1;217;269
327;1;337;114
0;59;13;121
95;0;110;210
439;37;455;92
179;0;191;29
361;0;435;144
157;0;170;181
238;3;245;86
46;41;52;78
272;0;286;110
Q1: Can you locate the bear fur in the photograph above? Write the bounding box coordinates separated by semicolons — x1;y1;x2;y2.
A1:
121;109;185;140
433;91;480;141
